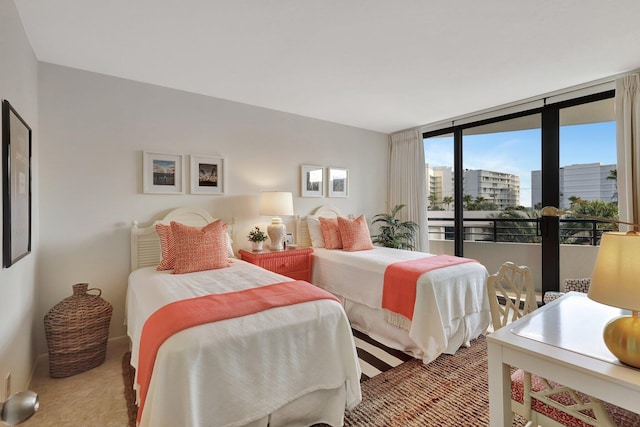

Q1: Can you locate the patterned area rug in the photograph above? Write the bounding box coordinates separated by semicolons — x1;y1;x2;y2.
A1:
122;334;527;426
344;335;526;426
351;328;412;381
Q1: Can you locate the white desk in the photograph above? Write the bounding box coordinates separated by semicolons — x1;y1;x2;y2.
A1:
487;292;640;426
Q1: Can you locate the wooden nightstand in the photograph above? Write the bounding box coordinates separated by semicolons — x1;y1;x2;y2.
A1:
239;247;313;282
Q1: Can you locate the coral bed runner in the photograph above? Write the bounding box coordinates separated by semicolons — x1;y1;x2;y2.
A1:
136;280;340;423
382;254;478;322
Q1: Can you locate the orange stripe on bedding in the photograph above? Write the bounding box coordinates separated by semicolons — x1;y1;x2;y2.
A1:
382;254;477;321
136;280;340;423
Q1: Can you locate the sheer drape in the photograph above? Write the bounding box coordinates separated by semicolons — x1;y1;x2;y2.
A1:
388;129;428;251
616;74;640;227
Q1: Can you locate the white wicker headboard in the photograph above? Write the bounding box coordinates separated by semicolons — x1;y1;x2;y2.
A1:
295;205;344;247
130;207;216;271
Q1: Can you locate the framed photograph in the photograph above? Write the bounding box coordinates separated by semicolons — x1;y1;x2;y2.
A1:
2;100;32;267
328;167;349;197
301;165;324;197
190;155;224;194
142;151;184;194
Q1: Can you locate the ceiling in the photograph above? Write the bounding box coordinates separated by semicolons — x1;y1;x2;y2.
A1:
13;1;640;134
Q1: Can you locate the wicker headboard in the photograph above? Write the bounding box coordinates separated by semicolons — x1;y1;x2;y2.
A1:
295;205;344;247
130;207;216;271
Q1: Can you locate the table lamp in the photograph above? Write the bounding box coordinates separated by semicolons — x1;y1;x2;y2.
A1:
588;231;640;368
259;191;294;251
542;206;640;368
1;391;39;425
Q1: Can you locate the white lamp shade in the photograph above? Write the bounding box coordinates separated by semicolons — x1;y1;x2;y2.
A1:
588;232;640;311
259;191;294;217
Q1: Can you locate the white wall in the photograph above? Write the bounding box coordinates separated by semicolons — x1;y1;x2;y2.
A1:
0;0;39;395
36;63;389;354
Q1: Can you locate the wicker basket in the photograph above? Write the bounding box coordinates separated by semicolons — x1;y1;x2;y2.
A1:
44;283;113;378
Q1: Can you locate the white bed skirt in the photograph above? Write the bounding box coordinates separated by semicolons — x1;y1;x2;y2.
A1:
211;386;347;427
342;297;489;363
310;247;491;364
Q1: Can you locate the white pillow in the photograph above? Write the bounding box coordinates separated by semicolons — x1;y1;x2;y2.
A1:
306;215;325;248
226;233;236;258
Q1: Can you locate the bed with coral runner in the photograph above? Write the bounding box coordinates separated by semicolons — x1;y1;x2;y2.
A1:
126;207;361;427
298;205;491;364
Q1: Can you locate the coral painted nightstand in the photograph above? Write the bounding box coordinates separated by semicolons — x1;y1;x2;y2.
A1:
239;247;313;282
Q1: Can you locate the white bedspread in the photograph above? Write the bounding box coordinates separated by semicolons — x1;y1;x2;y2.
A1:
311;247;490;363
126;260;361;427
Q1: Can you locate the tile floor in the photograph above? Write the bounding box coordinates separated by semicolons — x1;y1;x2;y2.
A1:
21;339;129;427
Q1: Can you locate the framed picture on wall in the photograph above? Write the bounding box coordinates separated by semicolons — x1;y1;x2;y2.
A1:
142;151;184;194
190;155;224;194
301;165;324;197
328;167;349;197
2;100;32;268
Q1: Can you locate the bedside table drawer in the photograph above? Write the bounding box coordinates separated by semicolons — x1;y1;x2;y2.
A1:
258;255;308;274
239;248;313;282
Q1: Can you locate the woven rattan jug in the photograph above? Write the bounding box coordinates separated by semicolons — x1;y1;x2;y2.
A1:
44;283;113;378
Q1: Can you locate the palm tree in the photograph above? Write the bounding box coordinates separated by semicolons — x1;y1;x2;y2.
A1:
463;194;473;210
561;200;618;245
607;168;618;202
428;194;439;210
442;196;454;210
485;210;541;243
568;196;583;209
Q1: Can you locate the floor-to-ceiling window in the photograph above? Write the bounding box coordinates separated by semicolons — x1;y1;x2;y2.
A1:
557;96;616;285
462;114;542;291
423;89;615;298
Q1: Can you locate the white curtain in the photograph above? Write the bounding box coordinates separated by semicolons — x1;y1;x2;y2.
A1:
615;74;640;228
388;129;428;251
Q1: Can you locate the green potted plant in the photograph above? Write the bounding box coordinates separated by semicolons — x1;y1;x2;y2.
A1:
371;204;419;250
248;226;268;251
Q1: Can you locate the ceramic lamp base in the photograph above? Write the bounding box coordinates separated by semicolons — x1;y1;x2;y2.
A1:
267;217;286;251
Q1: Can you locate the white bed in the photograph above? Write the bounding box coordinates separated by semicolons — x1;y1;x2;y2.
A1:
126;207;361;427
297;205;491;364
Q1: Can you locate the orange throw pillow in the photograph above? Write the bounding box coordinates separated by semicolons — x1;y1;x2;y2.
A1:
156;223;176;271
171;220;229;274
338;215;374;251
319;217;343;249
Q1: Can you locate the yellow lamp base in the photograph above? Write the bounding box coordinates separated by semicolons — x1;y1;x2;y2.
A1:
603;312;640;369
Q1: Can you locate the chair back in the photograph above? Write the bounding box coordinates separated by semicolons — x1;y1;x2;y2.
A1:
487;262;537;331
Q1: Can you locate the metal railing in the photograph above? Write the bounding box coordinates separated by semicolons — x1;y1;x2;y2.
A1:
427;217;615;246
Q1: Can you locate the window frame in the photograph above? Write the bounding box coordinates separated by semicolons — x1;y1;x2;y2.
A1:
422;89;615;294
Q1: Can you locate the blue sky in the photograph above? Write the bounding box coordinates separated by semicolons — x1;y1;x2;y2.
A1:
424;121;616;207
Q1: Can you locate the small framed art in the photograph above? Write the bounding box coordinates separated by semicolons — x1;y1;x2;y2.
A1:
2;100;32;267
301;165;324;197
190;155;224;194
328;167;349;197
142;151;184;194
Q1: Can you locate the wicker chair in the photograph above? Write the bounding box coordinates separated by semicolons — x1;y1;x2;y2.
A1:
543;278;592;304
487;263;638;427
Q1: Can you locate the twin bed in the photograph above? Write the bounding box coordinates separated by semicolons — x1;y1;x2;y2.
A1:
126;205;491;427
126;207;361;427
297;205;491;363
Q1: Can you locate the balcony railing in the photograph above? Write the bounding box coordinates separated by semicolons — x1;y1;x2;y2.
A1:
427;217;615;246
